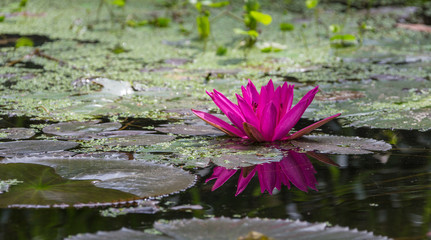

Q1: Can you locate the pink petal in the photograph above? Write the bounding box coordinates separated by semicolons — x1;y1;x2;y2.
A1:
280;83;294;117
211;90;243;120
285;113;341;140
271;99;308;141
256;86;268;119
211;90;247;133
265;79;275;99
260;102;278;141
272;87;319;141
192;109;245;137
237;94;259;127
243;122;264;142
246;79;260;107
235;167;257;196
241;85;252;106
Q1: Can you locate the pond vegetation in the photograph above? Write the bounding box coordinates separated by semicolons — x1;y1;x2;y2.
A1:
0;0;431;239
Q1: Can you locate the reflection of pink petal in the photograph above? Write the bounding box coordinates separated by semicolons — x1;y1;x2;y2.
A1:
206;166;237;191
235;168;257;196
257;164;277;194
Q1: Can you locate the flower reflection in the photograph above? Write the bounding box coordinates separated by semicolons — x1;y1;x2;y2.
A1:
206;150;322;196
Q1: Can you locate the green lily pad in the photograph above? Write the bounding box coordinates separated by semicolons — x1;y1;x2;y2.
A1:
3;158;196;199
154;124;224;136
0;140;79;156
65;217;390;240
0;128;36;140
43;121;122;136
0;163;138;208
290;135;392;154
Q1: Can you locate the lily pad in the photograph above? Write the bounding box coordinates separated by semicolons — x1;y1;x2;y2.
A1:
0;163;138;207
0;128;36;140
154;124;224;136
210;145;284;169
43;121;122;136
2;158;196;199
0;140;79;156
65;217;390;240
290;135;392;154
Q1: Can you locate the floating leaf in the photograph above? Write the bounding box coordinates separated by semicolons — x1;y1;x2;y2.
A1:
110;0;125;7
65;217;390;240
250;11;272;25
15;37;34;48
330;34;357;48
0;128;35;140
155;124;224;136
0;140;79;156
43;121;122;137
290;135;392;154
197;15;210;40
3;158;196;201
207;1;229;8
210;145;283;169
305;0;319;9
0;163;137;207
280;23;294;32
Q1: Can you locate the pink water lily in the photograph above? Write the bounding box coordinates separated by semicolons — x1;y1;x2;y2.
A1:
192;79;340;142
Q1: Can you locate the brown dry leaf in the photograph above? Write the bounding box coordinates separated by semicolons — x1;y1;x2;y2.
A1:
396;23;431;33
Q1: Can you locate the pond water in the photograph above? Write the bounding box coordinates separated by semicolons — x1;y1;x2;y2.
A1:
0;115;429;240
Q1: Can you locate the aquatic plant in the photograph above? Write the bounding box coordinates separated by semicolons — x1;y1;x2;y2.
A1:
206;150;317;195
192;79;340;142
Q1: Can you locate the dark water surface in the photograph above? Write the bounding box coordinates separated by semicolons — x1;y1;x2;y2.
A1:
0;116;430;240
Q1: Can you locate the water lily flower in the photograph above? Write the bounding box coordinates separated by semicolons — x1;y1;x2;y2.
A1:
192;79;340;142
206;150;318;196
